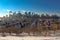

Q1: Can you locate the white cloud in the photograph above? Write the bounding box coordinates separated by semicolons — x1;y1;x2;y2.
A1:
0;9;12;17
20;10;26;14
0;14;6;17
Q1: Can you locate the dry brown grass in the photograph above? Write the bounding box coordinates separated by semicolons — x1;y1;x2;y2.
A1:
0;19;60;36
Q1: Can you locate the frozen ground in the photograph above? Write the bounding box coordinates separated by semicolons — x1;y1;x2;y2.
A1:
0;36;60;40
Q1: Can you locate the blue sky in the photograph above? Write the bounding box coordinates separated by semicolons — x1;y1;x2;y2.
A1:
0;0;60;17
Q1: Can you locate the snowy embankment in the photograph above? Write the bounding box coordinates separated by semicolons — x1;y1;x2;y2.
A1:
0;36;60;40
0;30;60;40
0;32;60;40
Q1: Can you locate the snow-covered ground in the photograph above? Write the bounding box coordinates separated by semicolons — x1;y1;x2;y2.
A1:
0;36;60;40
0;30;60;40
